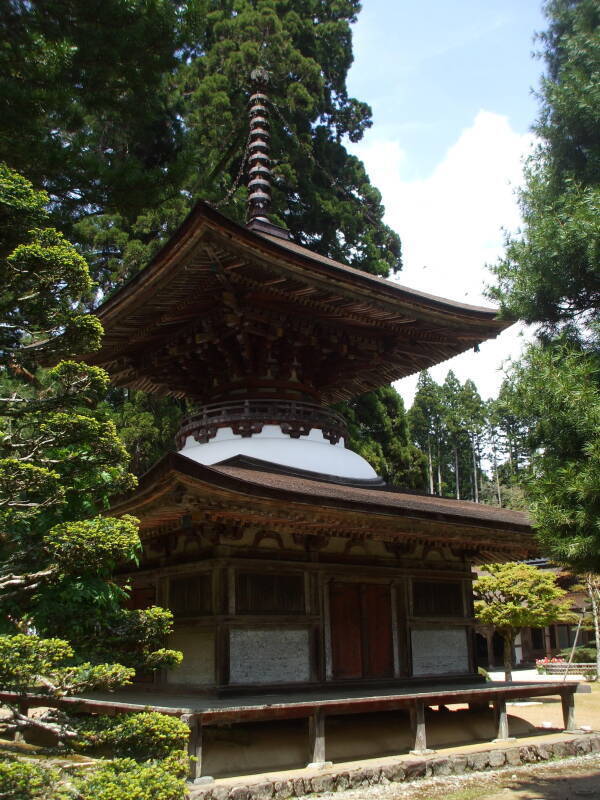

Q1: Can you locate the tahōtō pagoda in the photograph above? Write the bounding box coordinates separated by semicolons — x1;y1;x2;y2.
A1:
81;80;562;778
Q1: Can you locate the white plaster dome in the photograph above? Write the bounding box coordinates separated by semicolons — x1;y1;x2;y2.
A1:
179;424;378;481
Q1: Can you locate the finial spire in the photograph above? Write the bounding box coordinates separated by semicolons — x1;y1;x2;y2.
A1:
247;68;272;225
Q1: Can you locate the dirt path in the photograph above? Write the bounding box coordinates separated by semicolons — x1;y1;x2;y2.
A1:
311;754;600;800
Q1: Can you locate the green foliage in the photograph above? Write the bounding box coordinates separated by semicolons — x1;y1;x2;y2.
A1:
75;758;186;800
558;645;597;662
490;0;600;334
0;634;133;696
0;756;67;800
106;389;183;476
0;165;180;679
501;340;600;572
0;1;400;291
44;516;140;575
475;562;573;679
0;163;101;364
474;562;572;631
407;370;526;505
75;712;189;762
341;386;427;489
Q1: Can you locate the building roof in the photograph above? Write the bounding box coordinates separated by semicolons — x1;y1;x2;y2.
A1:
84;202;513;403
109;452;535;562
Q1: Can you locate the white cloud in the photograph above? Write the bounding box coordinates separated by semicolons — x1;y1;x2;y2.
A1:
350;111;535;406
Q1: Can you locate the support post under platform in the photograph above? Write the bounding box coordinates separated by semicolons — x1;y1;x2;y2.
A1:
410;701;434;755
561;691;577;732
493;696;514;742
307;708;331;768
182;713;211;784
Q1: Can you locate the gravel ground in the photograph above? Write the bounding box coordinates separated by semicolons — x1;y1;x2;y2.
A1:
307;753;600;800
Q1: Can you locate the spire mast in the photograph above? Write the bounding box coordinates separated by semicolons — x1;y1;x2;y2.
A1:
247;68;272;225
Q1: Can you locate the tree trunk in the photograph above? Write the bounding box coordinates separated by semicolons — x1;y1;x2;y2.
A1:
454;446;460;500
427;441;434;494
502;630;514;682
493;446;502;506
587;575;600;680
436;444;442;496
471;438;479;503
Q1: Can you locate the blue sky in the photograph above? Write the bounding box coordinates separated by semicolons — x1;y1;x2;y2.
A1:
345;1;548;405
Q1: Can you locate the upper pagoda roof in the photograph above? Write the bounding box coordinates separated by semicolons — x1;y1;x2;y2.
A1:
85;202;512;403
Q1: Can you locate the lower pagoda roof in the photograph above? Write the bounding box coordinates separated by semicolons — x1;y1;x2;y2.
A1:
109;452;535;563
84;202;513;403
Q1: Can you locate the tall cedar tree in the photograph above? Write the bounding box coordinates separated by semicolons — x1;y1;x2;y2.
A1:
0;0;400;289
0;0;408;480
491;0;600;333
490;1;600;574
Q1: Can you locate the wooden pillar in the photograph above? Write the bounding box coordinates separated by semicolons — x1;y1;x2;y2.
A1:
492;697;513;741
544;627;553;658
181;713;209;783
561;691;577;732
409;701;434;754
485;629;495;668
307;709;330;767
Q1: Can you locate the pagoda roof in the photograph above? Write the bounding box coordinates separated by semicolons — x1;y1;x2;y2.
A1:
109;452;534;563
86;202;512;402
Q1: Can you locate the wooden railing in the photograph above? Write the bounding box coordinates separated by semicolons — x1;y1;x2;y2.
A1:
176;399;348;448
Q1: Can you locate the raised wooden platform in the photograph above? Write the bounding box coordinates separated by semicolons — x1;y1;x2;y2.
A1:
1;680;579;781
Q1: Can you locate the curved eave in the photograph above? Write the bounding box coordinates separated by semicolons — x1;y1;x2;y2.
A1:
109;452;533;543
93;201;509;333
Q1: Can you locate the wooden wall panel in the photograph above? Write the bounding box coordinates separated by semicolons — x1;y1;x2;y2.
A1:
363;584;394;678
330;582;363;679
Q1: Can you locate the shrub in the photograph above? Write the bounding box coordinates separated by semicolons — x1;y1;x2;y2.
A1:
74;711;189;762
558;646;597;663
0;757;68;800
76;758;186;800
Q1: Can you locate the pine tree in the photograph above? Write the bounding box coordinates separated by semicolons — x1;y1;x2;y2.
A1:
341;386;427;489
408;371;445;495
490;0;600;334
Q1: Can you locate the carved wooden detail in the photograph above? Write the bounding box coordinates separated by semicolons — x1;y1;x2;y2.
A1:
252;532;284;549
175;399;347;448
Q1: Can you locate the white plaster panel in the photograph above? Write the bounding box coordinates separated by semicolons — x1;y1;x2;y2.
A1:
167;628;215;686
180;425;378;480
411;627;469;676
229;628;310;684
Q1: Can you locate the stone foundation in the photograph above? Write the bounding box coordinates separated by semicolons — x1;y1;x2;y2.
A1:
190;733;600;800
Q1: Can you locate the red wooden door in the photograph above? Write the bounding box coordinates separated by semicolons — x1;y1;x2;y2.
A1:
363;584;394;678
329;582;394;679
330;582;363;678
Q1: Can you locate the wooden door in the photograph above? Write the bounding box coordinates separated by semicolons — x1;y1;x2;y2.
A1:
330;582;363;678
363;584;394;678
329;582;394;679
